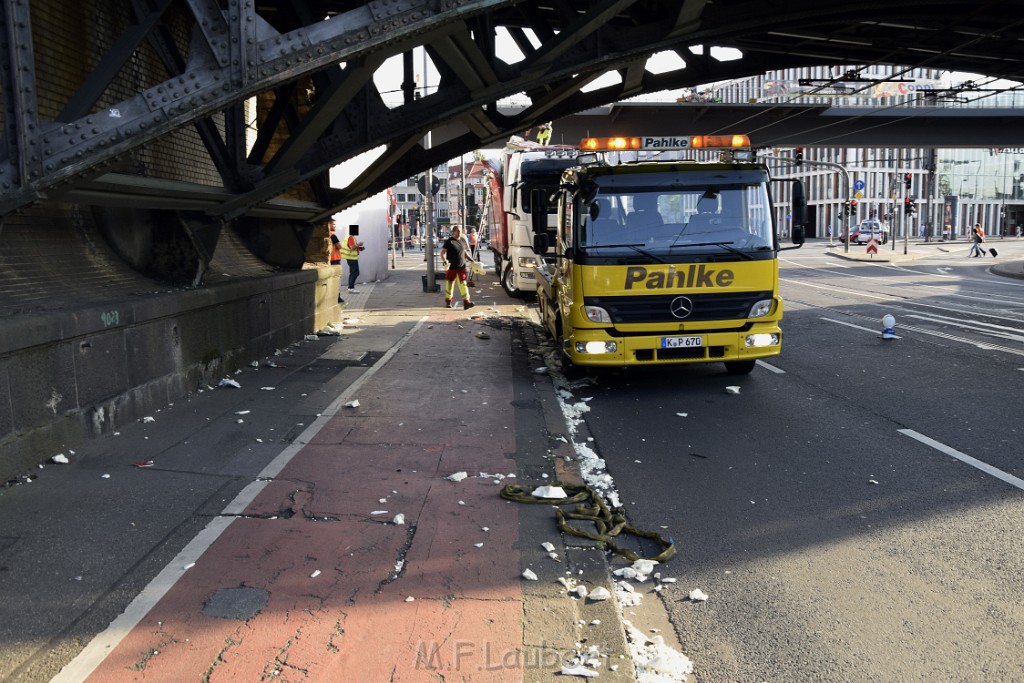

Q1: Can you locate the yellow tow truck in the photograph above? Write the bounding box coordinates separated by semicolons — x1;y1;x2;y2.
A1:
533;134;805;376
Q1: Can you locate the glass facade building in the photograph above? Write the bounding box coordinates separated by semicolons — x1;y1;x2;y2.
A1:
703;65;1024;240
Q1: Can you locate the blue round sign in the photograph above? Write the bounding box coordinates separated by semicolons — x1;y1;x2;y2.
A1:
853;180;865;191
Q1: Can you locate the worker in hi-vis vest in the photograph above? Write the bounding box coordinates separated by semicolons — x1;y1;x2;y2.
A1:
328;219;346;303
339;224;364;293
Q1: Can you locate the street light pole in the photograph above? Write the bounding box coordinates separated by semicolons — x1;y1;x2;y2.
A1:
422;48;437;293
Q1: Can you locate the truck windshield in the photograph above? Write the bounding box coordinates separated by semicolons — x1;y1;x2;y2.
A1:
579;175;774;256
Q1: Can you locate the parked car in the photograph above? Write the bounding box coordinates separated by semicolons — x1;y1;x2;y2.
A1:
845;221;889;244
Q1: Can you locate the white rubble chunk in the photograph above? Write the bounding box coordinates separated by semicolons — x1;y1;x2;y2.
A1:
587;586;612;601
405;596;415;602
559;663;599;678
541;542;556;552
688;588;709;602
343;399;360;407
521;568;539;581
574;585;589;598
310;570;321;578
446;471;468;482
392;513;405;525
725;385;741;394
531;485;567;499
623;620;695;681
218;378;241;388
142;416;156;423
51;454;69;464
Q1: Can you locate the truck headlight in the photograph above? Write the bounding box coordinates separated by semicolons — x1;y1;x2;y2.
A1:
518;257;537;267
576;341;617;354
747;299;773;318
745;333;779;347
584;305;612;323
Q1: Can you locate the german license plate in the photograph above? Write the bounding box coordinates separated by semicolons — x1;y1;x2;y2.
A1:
661;336;703;349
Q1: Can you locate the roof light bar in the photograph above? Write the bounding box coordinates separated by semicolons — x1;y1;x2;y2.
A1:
579;134;750;151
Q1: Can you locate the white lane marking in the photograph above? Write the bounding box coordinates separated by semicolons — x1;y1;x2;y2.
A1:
898;429;1024;492
903;313;1024;344
822;314;1024;357
785;277;1024;327
51;317;431;683
820;316;900;338
756;359;786;374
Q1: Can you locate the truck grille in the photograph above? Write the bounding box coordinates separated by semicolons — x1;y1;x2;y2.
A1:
585;291;773;324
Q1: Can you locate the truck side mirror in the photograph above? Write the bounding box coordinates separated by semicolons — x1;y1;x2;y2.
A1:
533;233;550;255
791;179;807;246
791;225;805;245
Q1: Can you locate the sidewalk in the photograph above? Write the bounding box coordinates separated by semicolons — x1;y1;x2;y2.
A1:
814;237;1024;279
2;252;664;683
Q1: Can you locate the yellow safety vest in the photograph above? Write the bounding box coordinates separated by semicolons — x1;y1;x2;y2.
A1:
339;236;359;260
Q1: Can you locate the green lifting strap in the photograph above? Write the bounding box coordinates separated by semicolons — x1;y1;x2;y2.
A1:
500;482;676;563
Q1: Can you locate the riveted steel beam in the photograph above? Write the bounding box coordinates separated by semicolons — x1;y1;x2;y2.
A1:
5;0;1024;225
0;0;507;216
1;0;39;197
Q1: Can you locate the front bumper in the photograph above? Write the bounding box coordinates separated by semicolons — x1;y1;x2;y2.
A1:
565;323;782;367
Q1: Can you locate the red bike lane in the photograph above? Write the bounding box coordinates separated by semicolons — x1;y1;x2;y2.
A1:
72;316;526;682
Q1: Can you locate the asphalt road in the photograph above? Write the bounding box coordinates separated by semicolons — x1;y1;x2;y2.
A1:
569;242;1024;683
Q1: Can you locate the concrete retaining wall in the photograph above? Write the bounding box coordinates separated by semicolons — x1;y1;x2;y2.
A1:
0;266;342;482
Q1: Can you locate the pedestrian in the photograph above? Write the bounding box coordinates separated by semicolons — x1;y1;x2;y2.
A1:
328;218;345;303
968;222;986;257
468;228;479;260
441;225;476;310
341;224;364;292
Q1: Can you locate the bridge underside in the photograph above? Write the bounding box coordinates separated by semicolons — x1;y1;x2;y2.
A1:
4;0;1024;224
555;103;1024;149
2;0;1023;475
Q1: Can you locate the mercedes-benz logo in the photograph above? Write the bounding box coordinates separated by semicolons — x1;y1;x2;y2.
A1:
669;296;693;319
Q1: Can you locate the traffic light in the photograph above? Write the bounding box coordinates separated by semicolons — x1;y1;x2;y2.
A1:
850;199;858;216
904;173;912;191
794;148;803;167
904;198;916;215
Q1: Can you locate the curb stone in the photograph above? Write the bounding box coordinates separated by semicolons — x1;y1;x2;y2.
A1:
513;312;691;682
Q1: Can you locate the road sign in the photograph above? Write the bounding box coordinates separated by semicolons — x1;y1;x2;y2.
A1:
853;179;865;191
866;238;878;255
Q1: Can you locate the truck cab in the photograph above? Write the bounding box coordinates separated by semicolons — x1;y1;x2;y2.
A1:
533;135;805;376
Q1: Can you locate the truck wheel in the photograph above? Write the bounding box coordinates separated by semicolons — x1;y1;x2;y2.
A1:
560;353;585;380
501;263;519;297
724;360;756;375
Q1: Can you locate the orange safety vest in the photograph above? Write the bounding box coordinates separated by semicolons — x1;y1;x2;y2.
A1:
469;232;478;246
330;238;343;264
